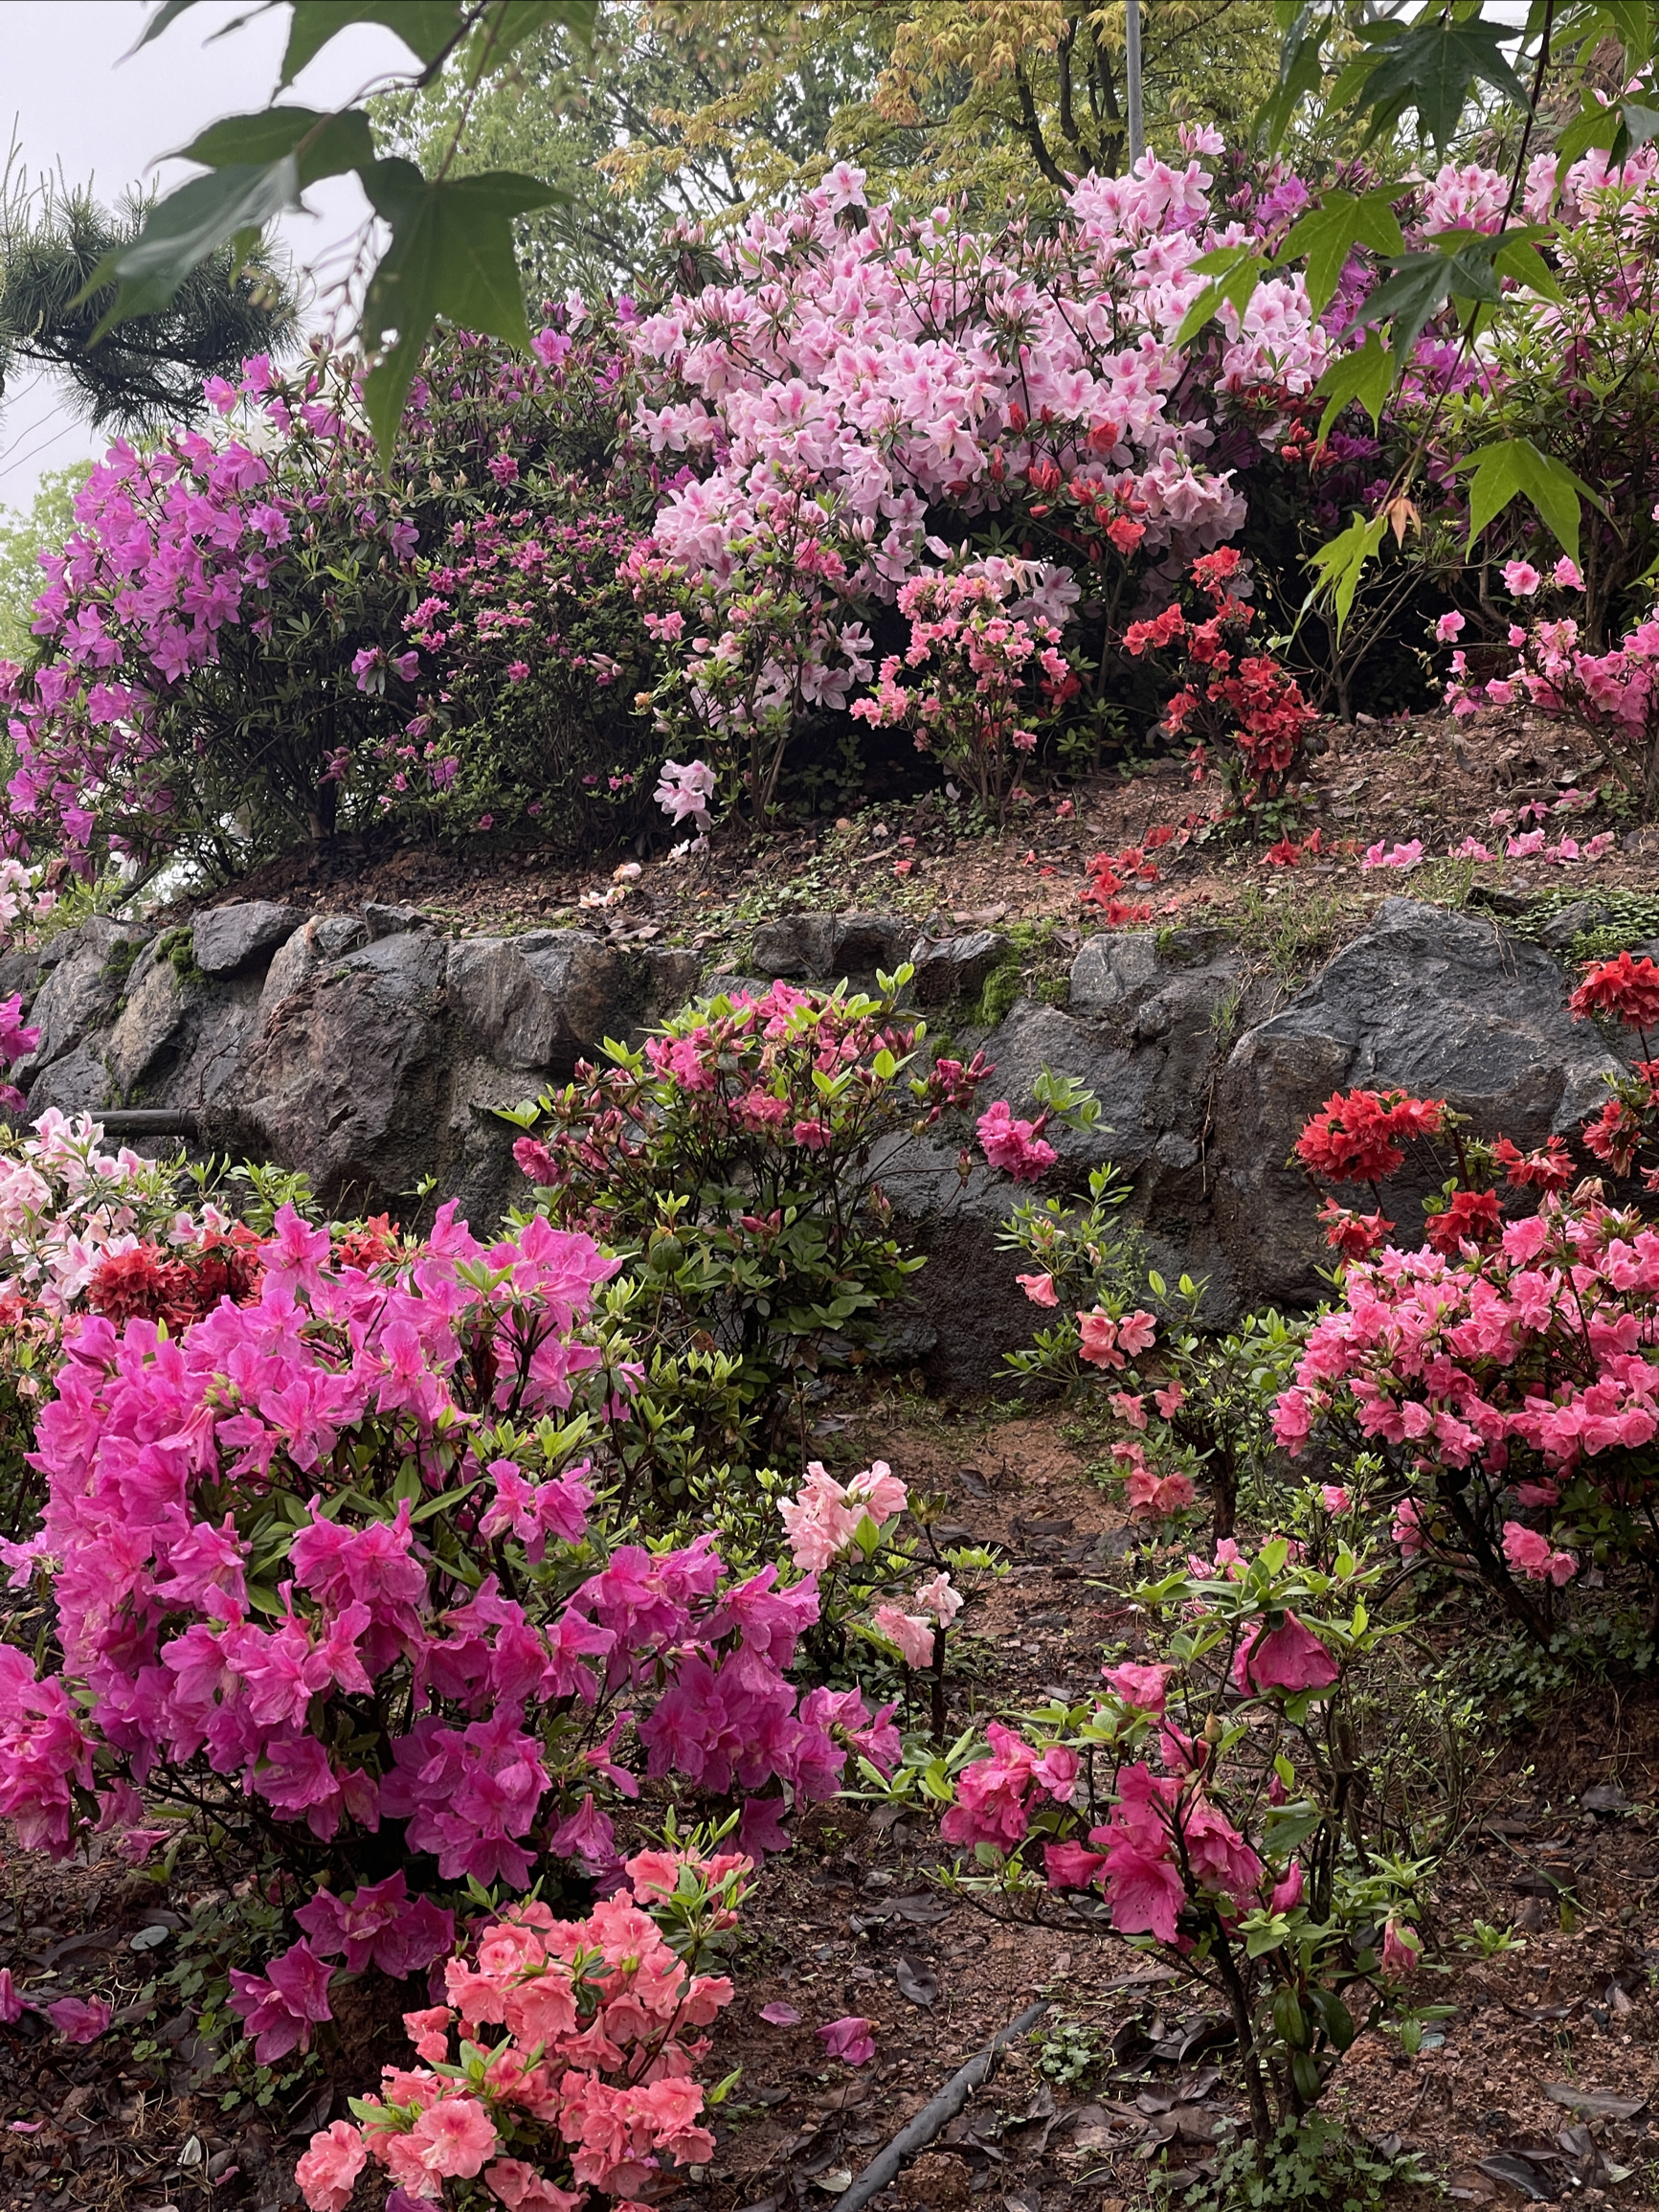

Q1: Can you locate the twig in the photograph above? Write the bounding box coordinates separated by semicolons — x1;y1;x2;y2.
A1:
828;1998;1050;2212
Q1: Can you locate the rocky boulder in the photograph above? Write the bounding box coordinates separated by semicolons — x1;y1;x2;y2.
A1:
1212;897;1625;1304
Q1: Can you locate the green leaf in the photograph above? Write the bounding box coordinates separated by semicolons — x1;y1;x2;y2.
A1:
1343;15;1531;151
1176;246;1266;346
1312;330;1394;440
1456;436;1596;561
1624;98;1659;147
82;160;300;332
177;105;374;190
409;1478;481;1523
1350;250;1454;359
1491;234;1566;304
280;2;465;86
1278;190;1403;317
133;0;205;49
1263;1800;1325;1855
1257;11;1332;153
1308;509;1387;636
358;159;567;458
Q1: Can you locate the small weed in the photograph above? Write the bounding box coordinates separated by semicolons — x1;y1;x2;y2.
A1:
1171;2115;1432;2212
1031;2013;1108;2086
1506;885;1659;962
1223;881;1352;982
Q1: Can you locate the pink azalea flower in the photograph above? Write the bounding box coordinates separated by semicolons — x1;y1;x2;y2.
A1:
1102;1660;1173;1713
1380;1920;1421;1977
1017;1272;1059;1306
408;2094;498;2178
1232;1612;1339;1697
1501;1521;1577;1586
296;2121;368;2212
818;2015;876;2065
1434;611;1466;643
1269;1862;1304;1914
1553;556;1582;590
46;1996;109;2043
1502;560;1541;598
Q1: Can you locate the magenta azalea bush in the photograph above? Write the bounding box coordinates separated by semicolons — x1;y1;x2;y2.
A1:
0;321;661;876
0;1193;898;2063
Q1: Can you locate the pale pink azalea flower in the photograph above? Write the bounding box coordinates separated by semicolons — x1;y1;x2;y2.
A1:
873;1604;937;1669
1434;610;1466;643
1502;559;1541;597
1553;556;1583;589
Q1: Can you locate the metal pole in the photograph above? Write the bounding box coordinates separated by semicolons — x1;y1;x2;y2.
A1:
1126;0;1144;169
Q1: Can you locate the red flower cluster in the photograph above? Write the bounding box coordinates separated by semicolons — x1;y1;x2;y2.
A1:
1423;1186;1504;1256
1316;1199;1394;1260
1491;1136;1575;1191
1120;554;1314;806
1294;1089;1446;1185
332;1214;401;1273
86;1227;264;1329
1569;951;1659;1031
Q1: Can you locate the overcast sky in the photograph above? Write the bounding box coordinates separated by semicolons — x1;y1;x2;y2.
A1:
0;0;415;511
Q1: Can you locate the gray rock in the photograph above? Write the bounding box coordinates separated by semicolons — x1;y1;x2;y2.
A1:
105;944;190;1097
831;913;913;980
364;902;437;939
447;932;620;1073
751;914;834;979
25;1041;109;1118
636;947;702;1023
0;948;40;1005
1214;897;1626;1304
193;901;303;976
257;914;364;1023
907;930;1008;1006
232;933;450;1217
15;916;147;1083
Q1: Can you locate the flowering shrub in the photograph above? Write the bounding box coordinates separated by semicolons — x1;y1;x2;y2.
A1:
999;1165;1303;1540
1444;600;1659;814
849;563;1069;812
1273;1178;1659;1642
627;151;1328;803
923;1539;1430;2152
1414;146;1659;658
507;974;990;1479
0;319;661;876
303;1841;748;2211
0;1109;265;1535
1123;546;1317;815
0;1194;899;2075
775;1456;984;1739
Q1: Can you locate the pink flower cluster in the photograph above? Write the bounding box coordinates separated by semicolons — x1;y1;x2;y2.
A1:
1274;1189;1659;1600
0;1197;895;1896
301;1848;744;2211
850;564;1067;807
778;1459;907;1570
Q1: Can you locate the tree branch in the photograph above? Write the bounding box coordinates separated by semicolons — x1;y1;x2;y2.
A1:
1012;61;1070;193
